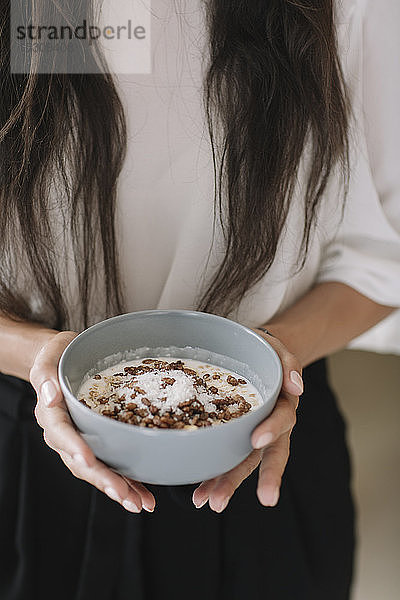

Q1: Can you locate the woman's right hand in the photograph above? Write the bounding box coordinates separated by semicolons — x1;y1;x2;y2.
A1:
30;330;156;513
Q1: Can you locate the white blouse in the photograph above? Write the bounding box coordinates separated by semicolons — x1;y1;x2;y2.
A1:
26;0;400;354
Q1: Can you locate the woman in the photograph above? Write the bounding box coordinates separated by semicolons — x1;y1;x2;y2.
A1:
1;0;399;599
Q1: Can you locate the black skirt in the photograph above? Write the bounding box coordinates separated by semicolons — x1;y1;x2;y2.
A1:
0;358;355;600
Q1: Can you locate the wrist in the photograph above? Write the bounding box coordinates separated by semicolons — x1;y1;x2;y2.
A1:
0;314;59;381
257;321;309;368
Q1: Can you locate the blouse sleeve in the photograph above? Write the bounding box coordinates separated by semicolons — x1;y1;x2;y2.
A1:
315;0;400;307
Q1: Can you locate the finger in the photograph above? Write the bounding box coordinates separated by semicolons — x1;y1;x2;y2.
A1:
257;433;291;507
251;392;297;449
32;333;98;468
35;400;97;470
192;476;220;509
193;450;262;513
42;407;157;512
208;449;263;513
31;331;151;514
121;476;156;513
30;330;78;408
59;451;143;513
255;331;303;397
192;450;262;509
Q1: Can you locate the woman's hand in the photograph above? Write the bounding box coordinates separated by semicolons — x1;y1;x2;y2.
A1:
30;331;156;513
192;329;303;512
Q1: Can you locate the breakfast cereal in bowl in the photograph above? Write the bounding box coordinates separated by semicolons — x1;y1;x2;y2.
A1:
58;310;282;484
78;356;263;429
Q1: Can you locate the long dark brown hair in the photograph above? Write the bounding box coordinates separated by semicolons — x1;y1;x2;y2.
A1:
0;0;349;331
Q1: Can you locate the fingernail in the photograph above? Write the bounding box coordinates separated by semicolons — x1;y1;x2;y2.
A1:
193;496;208;509
270;488;280;507
105;486;121;503
289;371;304;395
253;431;274;449
73;453;88;468
41;380;58;407
122;499;141;513
215;496;230;513
143;503;155;513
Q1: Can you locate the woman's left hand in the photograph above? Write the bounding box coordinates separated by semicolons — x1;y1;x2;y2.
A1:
192;329;304;512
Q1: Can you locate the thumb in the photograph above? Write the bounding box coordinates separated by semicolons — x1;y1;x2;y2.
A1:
255;329;304;397
30;330;78;408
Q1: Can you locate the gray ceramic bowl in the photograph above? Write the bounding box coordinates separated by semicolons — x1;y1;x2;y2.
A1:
58;309;282;485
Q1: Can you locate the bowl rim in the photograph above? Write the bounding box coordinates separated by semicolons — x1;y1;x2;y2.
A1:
58;309;283;437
